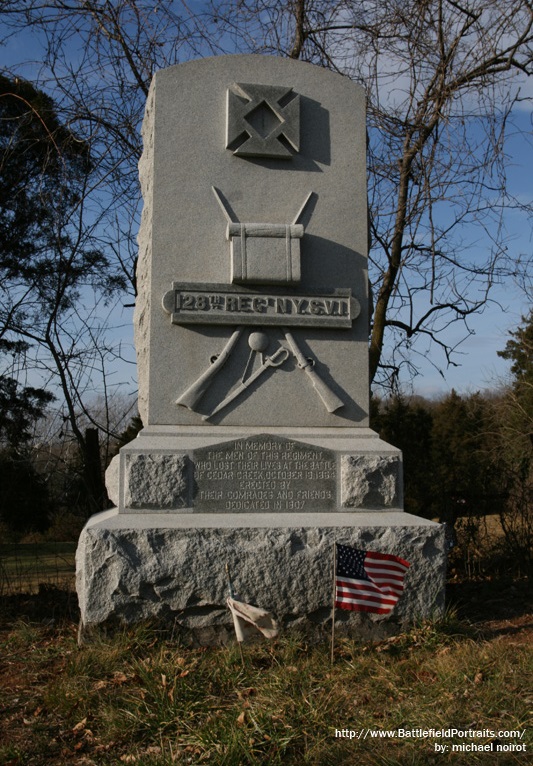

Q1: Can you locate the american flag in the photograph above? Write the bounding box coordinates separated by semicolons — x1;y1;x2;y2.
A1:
335;544;411;615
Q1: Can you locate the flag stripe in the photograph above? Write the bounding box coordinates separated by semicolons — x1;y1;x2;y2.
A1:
337;575;404;596
334;544;411;616
365;557;409;569
336;591;398;607
335;593;397;606
368;575;405;585
365;551;411;567
365;562;409;573
335;582;400;602
336;600;394;609
336;585;398;602
365;566;408;578
367;582;405;591
365;560;410;572
337;588;399;604
335;600;392;615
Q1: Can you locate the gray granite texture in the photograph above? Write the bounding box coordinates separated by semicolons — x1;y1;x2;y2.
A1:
341;455;401;508
76;510;446;644
105;427;403;514
123;454;189;510
82;56;447;641
134;55;369;428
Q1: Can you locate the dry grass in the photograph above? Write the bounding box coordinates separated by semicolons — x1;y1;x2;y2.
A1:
0;580;531;766
0;543;76;596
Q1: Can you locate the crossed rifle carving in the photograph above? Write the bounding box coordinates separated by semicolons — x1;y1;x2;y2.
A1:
176;327;344;419
175;187;344;419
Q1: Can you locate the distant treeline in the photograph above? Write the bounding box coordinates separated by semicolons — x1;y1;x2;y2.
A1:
1;311;531;577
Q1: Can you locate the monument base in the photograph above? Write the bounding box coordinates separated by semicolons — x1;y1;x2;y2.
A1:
76;509;446;645
105;426;405;513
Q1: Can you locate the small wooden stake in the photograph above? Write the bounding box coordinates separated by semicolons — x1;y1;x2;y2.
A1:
237;636;245;669
226;562;245;668
330;541;337;666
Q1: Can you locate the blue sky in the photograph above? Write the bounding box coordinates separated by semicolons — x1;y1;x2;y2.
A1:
409;105;531;397
1;14;531;401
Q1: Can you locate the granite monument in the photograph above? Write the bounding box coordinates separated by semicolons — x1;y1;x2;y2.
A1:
76;55;446;642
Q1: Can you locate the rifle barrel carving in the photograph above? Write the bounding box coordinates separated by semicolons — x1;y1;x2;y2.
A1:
283;329;344;413
176;328;243;410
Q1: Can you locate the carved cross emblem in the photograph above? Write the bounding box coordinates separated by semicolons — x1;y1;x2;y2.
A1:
226;83;300;159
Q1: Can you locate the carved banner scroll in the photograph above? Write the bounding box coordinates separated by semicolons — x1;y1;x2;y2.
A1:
162;283;360;329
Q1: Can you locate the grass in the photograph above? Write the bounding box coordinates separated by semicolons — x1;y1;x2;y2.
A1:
0;582;531;766
0;543;76;596
0;534;530;765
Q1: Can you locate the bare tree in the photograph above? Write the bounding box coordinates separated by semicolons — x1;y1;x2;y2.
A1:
1;0;531;396
211;0;533;385
1;1;228;295
0;3;230;512
0;72;137;511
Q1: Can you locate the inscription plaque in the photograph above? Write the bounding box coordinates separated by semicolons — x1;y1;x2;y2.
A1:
193;435;337;512
162;282;359;329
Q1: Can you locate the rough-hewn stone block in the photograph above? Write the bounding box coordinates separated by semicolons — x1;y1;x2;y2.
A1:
341;455;401;509
124;454;189;509
77;510;446;644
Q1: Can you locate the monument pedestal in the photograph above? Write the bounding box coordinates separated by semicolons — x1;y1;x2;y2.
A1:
77;426;447;643
77;508;446;644
105;426;405;514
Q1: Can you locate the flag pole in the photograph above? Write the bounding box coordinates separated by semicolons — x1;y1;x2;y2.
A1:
226;562;245;667
330;541;337;666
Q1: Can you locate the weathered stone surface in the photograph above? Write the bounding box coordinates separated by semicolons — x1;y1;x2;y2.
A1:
76;510;446;643
124;454;189;509
110;430;403;514
77;54;447;639
105;454;120;507
134;81;154;426
341;455;401;509
134;55;369;429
